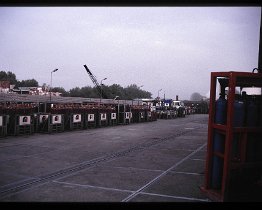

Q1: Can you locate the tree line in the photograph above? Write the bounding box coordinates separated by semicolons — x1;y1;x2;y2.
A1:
0;71;39;87
0;71;152;100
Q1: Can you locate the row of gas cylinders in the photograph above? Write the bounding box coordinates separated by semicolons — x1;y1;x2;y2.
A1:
156;107;196;118
211;93;262;189
0;103;152;115
0;104;157;137
156;109;185;119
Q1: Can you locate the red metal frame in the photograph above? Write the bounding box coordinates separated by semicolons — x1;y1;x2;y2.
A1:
201;71;262;202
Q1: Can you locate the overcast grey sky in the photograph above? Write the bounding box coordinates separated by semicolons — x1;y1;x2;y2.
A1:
0;7;261;100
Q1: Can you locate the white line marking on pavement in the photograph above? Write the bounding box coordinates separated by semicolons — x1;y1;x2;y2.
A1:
139;191;210;202
121;143;207;202
53;180;134;194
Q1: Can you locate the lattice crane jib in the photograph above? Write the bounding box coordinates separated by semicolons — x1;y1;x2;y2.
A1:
83;65;107;99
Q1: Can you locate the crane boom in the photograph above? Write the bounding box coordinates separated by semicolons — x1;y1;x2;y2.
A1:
83;65;108;99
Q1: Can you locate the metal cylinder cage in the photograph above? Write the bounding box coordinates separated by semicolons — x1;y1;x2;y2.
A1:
0;102;154;136
0;97;201;137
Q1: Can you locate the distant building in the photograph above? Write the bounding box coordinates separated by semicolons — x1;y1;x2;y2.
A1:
2;85;62;96
0;80;11;93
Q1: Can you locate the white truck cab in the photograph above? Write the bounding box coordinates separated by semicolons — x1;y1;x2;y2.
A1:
172;100;186;117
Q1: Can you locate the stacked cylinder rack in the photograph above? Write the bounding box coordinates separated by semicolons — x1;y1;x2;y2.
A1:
96;105;112;127
0;103;36;136
201;71;262;202
83;104;98;129
133;104;155;123
0;104;8;137
116;104;131;125
0;101;159;137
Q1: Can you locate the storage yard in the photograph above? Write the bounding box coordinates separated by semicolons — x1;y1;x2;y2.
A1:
0;114;209;202
1;77;262;202
0;92;211;202
1;7;262;203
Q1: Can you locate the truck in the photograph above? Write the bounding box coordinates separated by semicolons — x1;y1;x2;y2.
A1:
172;100;186;117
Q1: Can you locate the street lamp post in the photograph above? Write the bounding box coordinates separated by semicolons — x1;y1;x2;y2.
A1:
114;96;120;124
100;77;107;104
158;88;162;98
157;88;162;108
50;69;58;102
137;85;144;102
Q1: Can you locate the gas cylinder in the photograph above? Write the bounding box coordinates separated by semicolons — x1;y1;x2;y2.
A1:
257;96;262;161
232;97;245;161
211;94;227;189
246;97;258;162
246;97;258;127
214;95;227;125
233;99;245;127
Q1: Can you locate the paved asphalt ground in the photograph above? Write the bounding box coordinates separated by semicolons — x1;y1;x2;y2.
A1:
0;114;210;203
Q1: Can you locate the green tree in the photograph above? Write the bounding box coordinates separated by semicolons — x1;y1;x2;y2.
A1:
104;84;125;99
190;92;204;101
16;79;39;87
68;87;82;97
81;86;99;98
124;84;152;100
52;87;69;96
0;71;17;85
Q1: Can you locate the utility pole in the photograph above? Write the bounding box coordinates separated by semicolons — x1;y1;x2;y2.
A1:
100;78;107;104
50;69;58;102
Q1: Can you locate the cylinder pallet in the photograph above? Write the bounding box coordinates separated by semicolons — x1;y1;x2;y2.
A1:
85;112;97;129
201;71;262;202
170;110;177;119
36;113;51;133
49;114;64;133
64;113;83;131
108;112;117;126
117;104;131;125
0;115;8;137
97;112;108;127
13;115;34;136
132;111;143;123
118;112;131;125
151;111;157;121
145;111;152;122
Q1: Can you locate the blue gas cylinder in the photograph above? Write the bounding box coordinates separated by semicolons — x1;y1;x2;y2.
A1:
233;100;245;127
246;98;258;162
214;96;227;124
213;95;227;154
211;155;224;189
258;97;262;161
246;99;258;127
246;99;258;160
260;97;262;126
211;95;227;189
232;100;245;160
